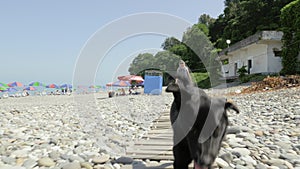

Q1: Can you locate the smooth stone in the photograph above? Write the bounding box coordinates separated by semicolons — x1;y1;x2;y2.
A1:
92;154;110;164
235;164;248;169
60;154;70;160
232;148;251;156
120;164;133;169
280;153;299;161
241;155;257;166
266;158;286;166
220;153;233;163
80;162;93;169
69;155;85;162
22;158;37;169
276;141;292;150
1;156;16;165
49;151;60;160
284;161;294;169
38;157;55;167
0;165;26;169
215;157;229;168
62;162;81;169
254;130;264;136
114;156;134;164
227;126;241;134
11;150;29;158
103;163;114;169
255;163;267;169
113;163;121;169
268;166;280;169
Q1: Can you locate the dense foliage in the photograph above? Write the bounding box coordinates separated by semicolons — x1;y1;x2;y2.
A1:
161;24;217;73
209;0;294;49
128;51;181;85
128;0;299;87
280;0;300;74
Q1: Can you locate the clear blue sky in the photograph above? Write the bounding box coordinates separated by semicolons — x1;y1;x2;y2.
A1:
0;0;225;86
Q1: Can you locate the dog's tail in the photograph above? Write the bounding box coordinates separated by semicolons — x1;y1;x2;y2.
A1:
225;100;239;113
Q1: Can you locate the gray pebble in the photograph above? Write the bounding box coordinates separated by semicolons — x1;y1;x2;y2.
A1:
114;156;134;164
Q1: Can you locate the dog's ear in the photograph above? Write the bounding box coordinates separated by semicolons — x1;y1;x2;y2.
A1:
166;83;180;93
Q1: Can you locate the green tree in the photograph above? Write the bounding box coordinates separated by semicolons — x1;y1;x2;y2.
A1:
209;0;294;49
280;0;300;74
128;53;155;75
182;24;213;72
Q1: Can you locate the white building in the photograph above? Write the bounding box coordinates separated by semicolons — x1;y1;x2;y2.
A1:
218;31;283;79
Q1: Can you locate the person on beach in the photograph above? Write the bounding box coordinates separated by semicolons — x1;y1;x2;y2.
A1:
176;60;193;86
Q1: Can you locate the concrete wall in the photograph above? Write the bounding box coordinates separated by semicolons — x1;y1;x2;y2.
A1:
267;41;283;73
223;43;268;77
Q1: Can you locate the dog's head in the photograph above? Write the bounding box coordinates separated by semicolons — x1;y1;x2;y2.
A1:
165;82;180;93
193;99;239;168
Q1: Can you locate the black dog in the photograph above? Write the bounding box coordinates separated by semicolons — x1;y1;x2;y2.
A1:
166;82;239;169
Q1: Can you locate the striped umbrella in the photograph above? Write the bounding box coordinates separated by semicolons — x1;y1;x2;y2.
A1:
8;82;24;87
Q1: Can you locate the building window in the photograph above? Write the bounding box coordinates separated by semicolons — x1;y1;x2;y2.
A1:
273;48;282;57
248;59;252;74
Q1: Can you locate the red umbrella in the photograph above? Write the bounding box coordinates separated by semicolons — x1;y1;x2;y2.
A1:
46;84;58;88
106;80;131;87
118;75;144;82
129;76;144;82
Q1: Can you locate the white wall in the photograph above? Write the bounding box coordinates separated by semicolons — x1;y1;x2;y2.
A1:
267;41;283;73
224;43;268;77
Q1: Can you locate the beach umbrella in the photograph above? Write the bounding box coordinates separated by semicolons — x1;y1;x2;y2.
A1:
29;81;44;87
4;87;18;92
24;86;36;91
0;86;8;91
0;82;9;88
111;80;131;87
46;84;59;88
8;82;23;87
60;84;72;88
129;76;144;82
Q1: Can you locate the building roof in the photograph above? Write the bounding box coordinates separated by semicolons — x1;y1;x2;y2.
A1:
218;31;283;57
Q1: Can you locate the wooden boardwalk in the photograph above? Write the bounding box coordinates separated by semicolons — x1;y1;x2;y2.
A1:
126;111;174;160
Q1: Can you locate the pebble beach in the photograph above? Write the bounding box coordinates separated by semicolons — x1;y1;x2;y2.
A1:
0;85;300;169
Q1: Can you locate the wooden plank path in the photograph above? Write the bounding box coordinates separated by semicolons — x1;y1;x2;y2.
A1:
126;111;174;161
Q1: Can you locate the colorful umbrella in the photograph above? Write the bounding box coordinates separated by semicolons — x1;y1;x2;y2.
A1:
129;76;144;82
0;86;8;91
60;84;72;88
24;86;36;91
107;80;131;87
4;88;18;92
118;75;144;82
8;82;23;87
46;84;59;88
0;82;9;88
29;81;44;87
